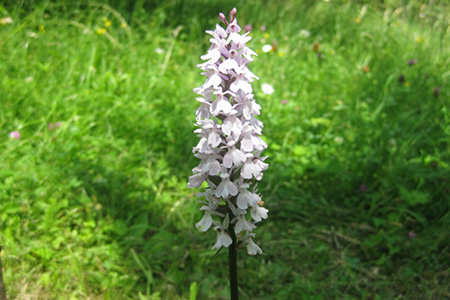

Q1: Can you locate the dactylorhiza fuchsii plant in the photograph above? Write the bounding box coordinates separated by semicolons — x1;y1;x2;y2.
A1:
189;7;268;255
188;7;268;299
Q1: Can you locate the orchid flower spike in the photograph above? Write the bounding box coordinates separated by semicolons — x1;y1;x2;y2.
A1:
189;8;269;255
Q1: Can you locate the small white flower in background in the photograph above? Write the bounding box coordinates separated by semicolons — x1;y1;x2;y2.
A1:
262;44;272;53
334;136;344;144
27;32;37;38
300;29;311;38
0;17;13;25
261;83;274;95
189;8;269;255
155;48;164;55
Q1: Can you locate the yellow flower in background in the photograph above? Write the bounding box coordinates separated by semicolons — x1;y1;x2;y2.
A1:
278;51;285;57
120;23;127;29
263;32;270;39
96;27;107;35
405;81;411;87
104;19;112;27
416;37;423;43
39;25;45;33
354;17;361;23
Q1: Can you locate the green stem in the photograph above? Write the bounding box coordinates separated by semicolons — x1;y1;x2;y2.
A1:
228;222;238;300
0;246;7;300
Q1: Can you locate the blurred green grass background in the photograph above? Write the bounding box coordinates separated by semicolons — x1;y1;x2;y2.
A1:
1;0;449;299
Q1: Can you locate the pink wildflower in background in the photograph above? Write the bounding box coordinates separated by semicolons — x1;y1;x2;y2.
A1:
359;183;368;193
48;122;62;130
407;59;417;66
9;131;21;140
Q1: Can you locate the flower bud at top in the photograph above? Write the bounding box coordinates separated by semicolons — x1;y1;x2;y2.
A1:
229;7;237;22
219;13;228;25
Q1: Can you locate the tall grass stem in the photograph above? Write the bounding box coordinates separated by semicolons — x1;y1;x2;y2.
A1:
0;246;6;300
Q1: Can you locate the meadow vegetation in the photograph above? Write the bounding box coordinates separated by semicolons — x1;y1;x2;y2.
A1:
0;0;449;299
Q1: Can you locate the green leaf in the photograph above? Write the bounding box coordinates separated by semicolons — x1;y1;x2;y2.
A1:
372;217;384;228
399;187;430;206
189;282;198;300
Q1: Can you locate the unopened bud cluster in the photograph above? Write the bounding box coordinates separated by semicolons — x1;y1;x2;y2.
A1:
188;8;268;255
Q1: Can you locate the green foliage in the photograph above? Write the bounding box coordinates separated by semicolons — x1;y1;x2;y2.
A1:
1;0;449;299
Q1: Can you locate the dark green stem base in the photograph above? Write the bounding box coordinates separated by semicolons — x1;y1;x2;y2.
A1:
228;223;238;300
